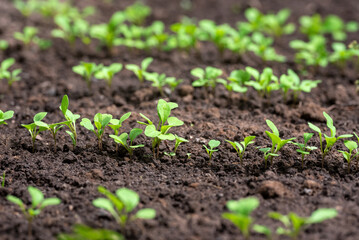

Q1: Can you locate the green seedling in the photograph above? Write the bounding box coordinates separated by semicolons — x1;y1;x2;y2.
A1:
269;208;337;240
144;72;181;96
21;112;49;152
218;69;251;96
13;0;38;17
90;11;126;53
52;15;91;46
197;20;236;55
110;128;144;156
248;32;286;62
165;77;183;92
73;62;103;89
169;18;198;52
226;136;255;165
124;1;151;26
253;224;273;240
290;35;329;68
81;113;112;151
203;139;220;162
7;186;61;238
292;133;317;168
338;140;359;173
263;119;295;167
300;14;358;41
261;9;295;37
0;110;14;125
191;66;223;94
108;112;132;151
138;99;184;159
93;186;156;230
0;58;22;88
46;122;68;152
59;95;81;149
222;197;260;240
58;224;124;240
144;21;169;50
173;135;188;153
14;26;51;50
245;67;279;98
226;30;251;58
95;63;122;88
279;69;321;101
308;112;353;169
329;42;358;69
164;135;189;157
238;8;295;37
0;40;9;50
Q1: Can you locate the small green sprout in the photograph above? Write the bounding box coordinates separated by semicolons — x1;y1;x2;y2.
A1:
72;62;103;89
248;32;286;62
14;26;51;50
169;18;198;52
110;128;144;156
13;0;38;17
279;69;321;101
0;40;9;50
164;135;189;157
138;99;184;159
218;69;251;97
52;15;91;46
226;31;251;58
300;14;358;41
58;224;124;240
90;11;126;53
226;136;255;165
308;112;353;169
269;208;337;240
124;1;151;26
238;8;295;37
59;95;81;149
125;58;153;84
0;58;22;88
197;20;235;55
80;113;113;151
290;36;329;68
94;63;123;88
21;112;49;152
292;133;317;168
143;72;179;96
0;110;14;125
203;139;220;162
47;122;68;152
173;135;188;153
338;140;359;173
329;42;358;69
253;224;272;240
191;66;223;94
7;186;61;238
245;67;279;98
222;197;260;240
262;119;295;167
108;112;132;152
93;186;156;230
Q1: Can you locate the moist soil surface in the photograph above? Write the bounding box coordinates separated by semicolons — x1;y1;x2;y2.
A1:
1;0;359;239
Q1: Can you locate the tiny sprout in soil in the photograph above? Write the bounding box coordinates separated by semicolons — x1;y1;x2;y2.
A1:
93;186;156;231
7;186;61;239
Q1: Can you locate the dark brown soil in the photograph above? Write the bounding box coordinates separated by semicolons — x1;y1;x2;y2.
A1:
1;0;359;239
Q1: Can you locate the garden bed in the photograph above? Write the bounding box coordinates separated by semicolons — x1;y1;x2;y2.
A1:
1;0;359;239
